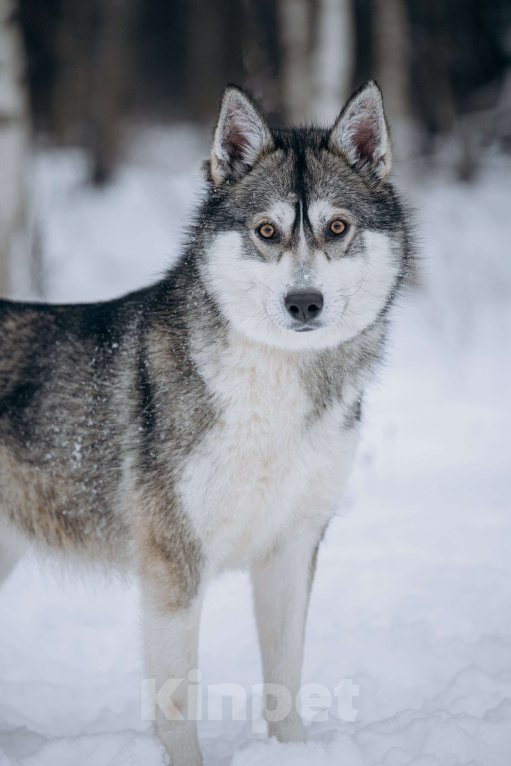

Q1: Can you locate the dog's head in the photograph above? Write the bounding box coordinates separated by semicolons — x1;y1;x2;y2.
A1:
199;82;411;351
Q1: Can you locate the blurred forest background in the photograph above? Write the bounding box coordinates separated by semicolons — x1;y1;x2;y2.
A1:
0;0;510;296
0;8;510;763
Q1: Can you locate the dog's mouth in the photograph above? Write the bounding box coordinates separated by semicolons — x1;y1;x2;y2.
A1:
267;307;326;336
293;318;327;333
287;319;327;333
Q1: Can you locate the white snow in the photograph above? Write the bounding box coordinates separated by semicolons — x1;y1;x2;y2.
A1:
1;130;510;765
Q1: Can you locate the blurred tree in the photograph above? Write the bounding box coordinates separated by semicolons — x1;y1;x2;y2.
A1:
185;0;228;121
0;0;37;297
136;0;188;118
352;0;374;90
89;0;136;184
279;0;318;123
406;0;510;152
12;0;511;182
242;0;282;120
313;0;354;124
407;0;457;148
49;0;94;144
50;0;136;185
374;0;416;162
17;0;59;132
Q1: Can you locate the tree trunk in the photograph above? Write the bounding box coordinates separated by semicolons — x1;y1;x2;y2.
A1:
50;0;94;145
0;0;34;298
242;0;282;120
185;0;226;122
373;0;415;164
89;0;134;185
51;0;134;185
313;0;354;123
279;0;318;123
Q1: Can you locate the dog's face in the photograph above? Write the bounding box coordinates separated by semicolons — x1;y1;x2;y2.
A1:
201;83;408;351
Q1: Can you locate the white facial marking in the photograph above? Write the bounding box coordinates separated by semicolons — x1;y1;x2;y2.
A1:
326;230;399;341
205;225;399;350
307;200;353;231
270;202;296;234
256;201;295;233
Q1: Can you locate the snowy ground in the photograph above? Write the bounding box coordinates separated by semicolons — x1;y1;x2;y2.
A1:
0;129;510;765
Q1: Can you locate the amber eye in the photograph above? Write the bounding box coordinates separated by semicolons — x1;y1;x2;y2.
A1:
329;219;347;236
258;223;276;239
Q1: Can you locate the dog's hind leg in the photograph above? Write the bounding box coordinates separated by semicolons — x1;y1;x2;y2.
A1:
142;595;203;766
137;510;204;766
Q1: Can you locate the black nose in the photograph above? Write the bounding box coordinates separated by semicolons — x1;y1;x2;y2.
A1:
284;292;324;323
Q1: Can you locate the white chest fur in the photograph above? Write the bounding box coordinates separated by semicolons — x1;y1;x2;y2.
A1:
178;333;360;570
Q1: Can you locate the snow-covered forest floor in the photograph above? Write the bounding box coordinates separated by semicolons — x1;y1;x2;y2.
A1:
0;129;510;765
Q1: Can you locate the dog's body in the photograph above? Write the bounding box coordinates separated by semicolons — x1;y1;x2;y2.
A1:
0;83;413;764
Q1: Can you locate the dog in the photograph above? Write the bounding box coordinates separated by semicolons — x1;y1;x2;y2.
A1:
0;81;414;764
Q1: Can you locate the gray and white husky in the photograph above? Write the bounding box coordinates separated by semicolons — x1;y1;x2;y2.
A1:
0;82;413;764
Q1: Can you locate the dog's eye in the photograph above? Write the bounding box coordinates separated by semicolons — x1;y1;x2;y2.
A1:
258;223;276;239
329;220;347;236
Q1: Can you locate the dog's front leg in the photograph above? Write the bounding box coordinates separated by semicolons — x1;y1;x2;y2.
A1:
141;569;204;765
251;525;325;744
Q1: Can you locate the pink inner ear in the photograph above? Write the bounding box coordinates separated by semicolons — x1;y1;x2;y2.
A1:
225;126;249;162
353;118;377;161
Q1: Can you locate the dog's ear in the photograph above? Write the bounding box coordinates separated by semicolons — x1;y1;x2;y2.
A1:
210;86;274;186
328;81;391;180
